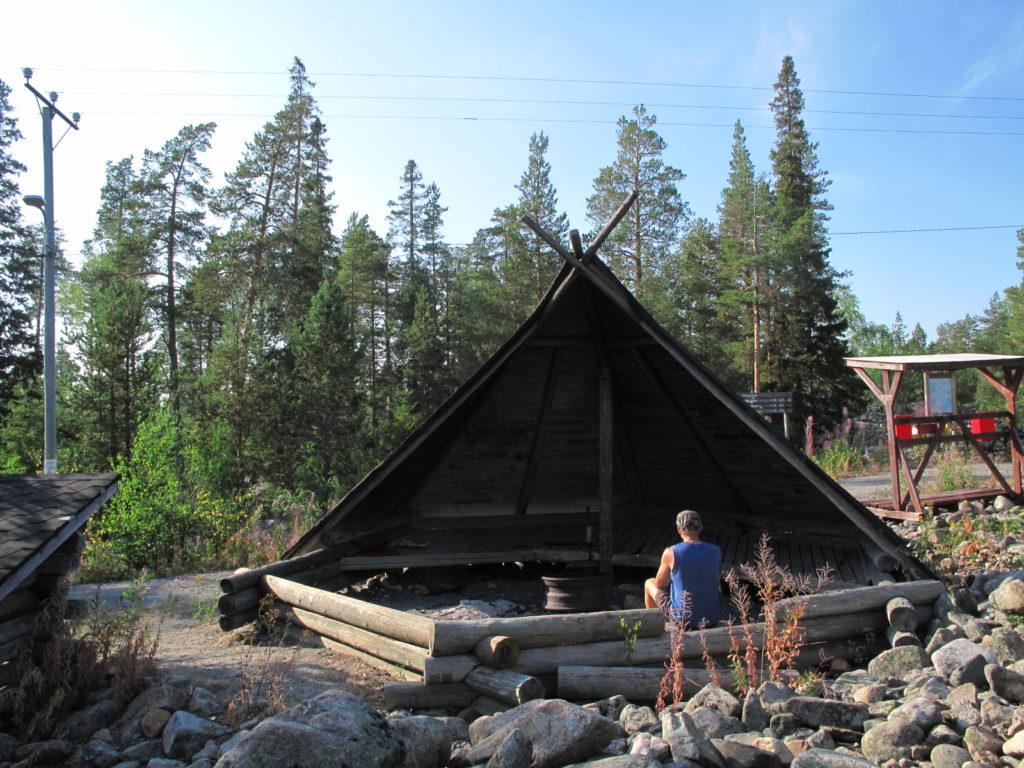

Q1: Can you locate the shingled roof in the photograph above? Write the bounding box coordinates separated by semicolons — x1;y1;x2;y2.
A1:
0;474;119;601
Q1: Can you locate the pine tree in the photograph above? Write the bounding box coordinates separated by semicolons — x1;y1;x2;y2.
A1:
587;106;689;307
764;57;859;430
0;78;39;414
138;122;216;398
717;120;774;390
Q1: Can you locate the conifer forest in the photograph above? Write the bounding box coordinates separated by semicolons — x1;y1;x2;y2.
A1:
1;57;1022;576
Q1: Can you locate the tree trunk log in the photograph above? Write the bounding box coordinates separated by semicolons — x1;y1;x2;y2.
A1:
772;580;942;620
264;575;432;647
219;607;260;632
885;597;919;632
511;609;892;675
464;667;544;706
219;549;341;593
319;636;422;682
474;636;519;669
556;665;732;701
887;626;921;648
429;608;663;656
218;588;260;616
383;681;475;711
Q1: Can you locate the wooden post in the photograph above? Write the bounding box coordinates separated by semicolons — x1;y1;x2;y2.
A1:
599;364;613;578
465;667;545;706
474;636;520;669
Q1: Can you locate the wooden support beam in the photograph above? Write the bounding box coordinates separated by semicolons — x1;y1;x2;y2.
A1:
599;363;614;577
474;636;519;669
219;548;341;594
320;636;423;681
585;192;638;258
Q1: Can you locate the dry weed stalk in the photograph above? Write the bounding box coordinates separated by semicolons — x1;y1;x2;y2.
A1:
656;622;687;713
227;597;297;726
10;573;158;739
719;534;832;698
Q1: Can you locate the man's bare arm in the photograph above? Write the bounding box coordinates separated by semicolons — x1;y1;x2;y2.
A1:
653;547;674;590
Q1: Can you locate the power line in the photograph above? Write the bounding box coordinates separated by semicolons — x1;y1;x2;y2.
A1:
69;110;1024;136
9;66;1023;102
58;90;1024;121
831;224;1022;235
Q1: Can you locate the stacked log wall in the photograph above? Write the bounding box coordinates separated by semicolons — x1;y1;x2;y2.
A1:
230;566;944;710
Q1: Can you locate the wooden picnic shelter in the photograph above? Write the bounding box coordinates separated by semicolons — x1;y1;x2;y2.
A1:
845;353;1024;518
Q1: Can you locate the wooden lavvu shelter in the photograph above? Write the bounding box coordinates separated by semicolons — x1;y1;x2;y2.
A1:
218;197;938;707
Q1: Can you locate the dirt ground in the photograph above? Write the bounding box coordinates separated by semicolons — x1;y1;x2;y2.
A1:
67;564;599;714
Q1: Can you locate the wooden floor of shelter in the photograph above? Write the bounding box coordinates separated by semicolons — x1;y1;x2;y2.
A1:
336;515;872;585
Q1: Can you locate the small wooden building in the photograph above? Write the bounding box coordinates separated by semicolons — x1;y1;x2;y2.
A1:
0;473;120;700
218;212;938;707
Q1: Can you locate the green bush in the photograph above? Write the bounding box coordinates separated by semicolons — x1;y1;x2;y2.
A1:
814;440;862;478
80;409;249;580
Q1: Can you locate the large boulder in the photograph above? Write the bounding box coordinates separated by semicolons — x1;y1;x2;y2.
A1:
790;748;875;767
215;690;403;768
685;684;742;718
984;662;1024;702
990;577;1024;614
162;710;228;760
782;697;868;731
931;638;995;678
887;696;943;730
387;715;454;768
866;646;929;681
860;720;923;763
460;699;621;768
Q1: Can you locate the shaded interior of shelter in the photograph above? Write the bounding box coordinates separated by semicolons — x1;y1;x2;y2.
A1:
298;263;917;586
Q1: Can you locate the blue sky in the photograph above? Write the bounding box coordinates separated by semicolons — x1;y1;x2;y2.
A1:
2;0;1022;338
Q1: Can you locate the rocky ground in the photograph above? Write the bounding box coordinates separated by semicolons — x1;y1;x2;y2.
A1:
6;490;1024;767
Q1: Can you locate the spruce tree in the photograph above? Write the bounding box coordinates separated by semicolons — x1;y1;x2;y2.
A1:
765;57;859;431
717;120;774;390
0;78;39;414
587;105;689;308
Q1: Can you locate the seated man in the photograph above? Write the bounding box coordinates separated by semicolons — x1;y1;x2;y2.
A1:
644;509;722;628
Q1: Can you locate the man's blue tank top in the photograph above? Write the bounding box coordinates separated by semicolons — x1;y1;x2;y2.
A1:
669;541;722;627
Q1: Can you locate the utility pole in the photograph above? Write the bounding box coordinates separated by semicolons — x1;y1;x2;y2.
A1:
22;68;79;474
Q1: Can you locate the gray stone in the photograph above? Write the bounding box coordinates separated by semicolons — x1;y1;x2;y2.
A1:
994;495;1018;512
887;696;943;730
860;720;924;763
926;626;966;655
805;729;835;750
215;730;250;757
64;698;119;741
660;707;725;767
687;706;743;739
147;760;187;768
741;689;770;732
947;681;980;706
191;742;219;762
851;683;886;704
930;742;973;768
947;701;983;733
388;715;454;768
619;704;659;734
782;697;867;731
121;740;163;762
758;681;795;711
963;617;1001;641
963;724;1004;762
561;756;663;768
485;727;532;768
950;654;989;688
932;638;997;677
627;731;670;762
187;687;220;717
790;747;875;767
685;684;741;717
118;685;191;745
110;762;141;768
141;707;172;739
985;662;1024;702
14;739;75;764
867;645;929;681
926;723;962;747
82;738;122;768
905;674;949;700
161;711;228;760
215;691;403;768
585;695;629;722
186;759;214;768
979;694;1013;729
464;699;622;768
712;738;782;768
768;712;798;739
598;737;628;757
986;626;1024;665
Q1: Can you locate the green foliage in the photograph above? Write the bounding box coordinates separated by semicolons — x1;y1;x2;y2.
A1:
928;447;975;494
80;408;249;578
813;440;862;479
618;617;642;666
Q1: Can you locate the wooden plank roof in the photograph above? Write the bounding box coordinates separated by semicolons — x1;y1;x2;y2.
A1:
845;353;1024;373
0;473;119;601
286;249;932;582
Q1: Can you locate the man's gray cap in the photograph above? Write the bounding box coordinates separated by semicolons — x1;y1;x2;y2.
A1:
677;509;702;530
